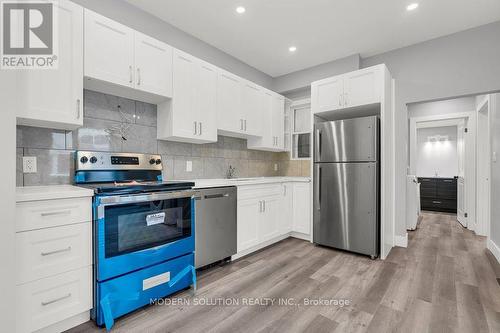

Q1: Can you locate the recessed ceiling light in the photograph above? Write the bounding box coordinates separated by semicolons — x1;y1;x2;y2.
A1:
289;46;297;52
236;6;246;14
406;3;419;11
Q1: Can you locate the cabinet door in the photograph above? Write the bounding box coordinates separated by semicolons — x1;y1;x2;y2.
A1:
293;182;311;235
17;1;83;130
343;67;381;108
217;70;242;133
260;90;274;147
237;198;260;252
313;76;344;113
272;95;285;149
171;49;197;139
280;183;293;234
84;9;134;88
241;82;263;136
134;32;173;97
259;195;282;242
196;60;218;142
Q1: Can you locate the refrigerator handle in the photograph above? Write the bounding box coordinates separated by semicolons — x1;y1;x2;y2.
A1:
315;129;321;160
316;166;321;210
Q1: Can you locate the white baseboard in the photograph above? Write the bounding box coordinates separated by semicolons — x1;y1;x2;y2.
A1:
394;233;408;248
487;238;500;264
290;231;311;242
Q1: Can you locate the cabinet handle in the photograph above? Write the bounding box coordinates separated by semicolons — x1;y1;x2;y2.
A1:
40;210;71;217
137;68;141;85
199;122;202;136
240;119;243;131
41;293;71;306
432;201;442;204
193;121;197;135
443;180;453;183
344;93;348;106
76;99;81;119
41;246;71;256
339;94;343;107
263;200;266;212
129;65;133;83
259;200;262;212
283;185;287;196
244;119;247;131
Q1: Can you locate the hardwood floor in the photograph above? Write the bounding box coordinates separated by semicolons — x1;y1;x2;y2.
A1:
68;212;500;333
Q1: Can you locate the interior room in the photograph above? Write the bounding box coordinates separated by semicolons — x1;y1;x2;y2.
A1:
2;1;500;332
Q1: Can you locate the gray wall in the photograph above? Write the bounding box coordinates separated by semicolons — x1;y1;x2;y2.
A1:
16;91;308;187
490;94;500;248
72;0;273;89
408;97;476;119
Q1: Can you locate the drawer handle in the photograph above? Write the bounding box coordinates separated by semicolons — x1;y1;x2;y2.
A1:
40;210;71;217
443;180;453;182
41;246;71;256
41;293;71;306
432;201;442;204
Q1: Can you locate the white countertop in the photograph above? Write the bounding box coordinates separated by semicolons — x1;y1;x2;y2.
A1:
190;176;310;189
16;185;94;202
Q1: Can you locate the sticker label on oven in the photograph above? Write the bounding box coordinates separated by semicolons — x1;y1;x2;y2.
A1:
143;272;170;290
146;212;165;226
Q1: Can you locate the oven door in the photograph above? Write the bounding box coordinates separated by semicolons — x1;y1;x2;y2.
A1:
95;191;196;281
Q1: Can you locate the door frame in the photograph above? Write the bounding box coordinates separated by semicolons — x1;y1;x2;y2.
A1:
476;97;491;237
409;111;477;230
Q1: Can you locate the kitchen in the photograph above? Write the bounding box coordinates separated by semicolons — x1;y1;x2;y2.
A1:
3;1;500;332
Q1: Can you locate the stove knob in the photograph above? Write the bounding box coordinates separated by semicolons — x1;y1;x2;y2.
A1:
89;156;98;164
155;159;162;165
80;156;88;164
149;158;156;165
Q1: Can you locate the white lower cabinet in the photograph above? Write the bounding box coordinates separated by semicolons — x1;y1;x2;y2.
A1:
236;181;311;258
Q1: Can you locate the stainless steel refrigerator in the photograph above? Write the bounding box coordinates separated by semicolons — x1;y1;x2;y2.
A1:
313;116;379;258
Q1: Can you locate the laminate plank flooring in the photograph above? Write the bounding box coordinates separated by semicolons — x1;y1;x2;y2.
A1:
68;212;500;333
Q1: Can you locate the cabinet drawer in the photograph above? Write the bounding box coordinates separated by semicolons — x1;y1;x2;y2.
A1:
16;223;91;285
437;179;457;199
16;197;92;232
238;184;283;200
421;198;457;212
16;266;92;333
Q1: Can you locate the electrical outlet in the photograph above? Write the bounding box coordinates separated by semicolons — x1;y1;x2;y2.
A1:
23;156;37;173
274;163;278;171
186;160;192;172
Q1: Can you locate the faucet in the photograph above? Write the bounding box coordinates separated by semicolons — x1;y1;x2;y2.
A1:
226;165;236;179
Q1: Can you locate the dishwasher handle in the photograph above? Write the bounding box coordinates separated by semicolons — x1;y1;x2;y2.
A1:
204;193;230;200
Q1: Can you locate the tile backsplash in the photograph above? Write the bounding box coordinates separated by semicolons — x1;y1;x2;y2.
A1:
16;90;310;186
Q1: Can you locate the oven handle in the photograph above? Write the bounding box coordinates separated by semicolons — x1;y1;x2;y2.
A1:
97;190;200;206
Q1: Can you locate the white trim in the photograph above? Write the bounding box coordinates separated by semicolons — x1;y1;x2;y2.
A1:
290;98;311;108
290;231;311;242
394;233;408;248
487;239;500;264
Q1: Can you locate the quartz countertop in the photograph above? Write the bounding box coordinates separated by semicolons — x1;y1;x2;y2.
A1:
189;176;310;189
16;185;94;202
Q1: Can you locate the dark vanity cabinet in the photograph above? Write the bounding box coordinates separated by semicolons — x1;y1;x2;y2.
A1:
418;177;457;213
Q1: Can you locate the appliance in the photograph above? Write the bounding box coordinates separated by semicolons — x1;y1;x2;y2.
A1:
74;151;197;330
195;186;237;268
313;116;380;258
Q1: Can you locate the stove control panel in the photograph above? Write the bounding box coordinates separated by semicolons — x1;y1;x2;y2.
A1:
75;151;163;171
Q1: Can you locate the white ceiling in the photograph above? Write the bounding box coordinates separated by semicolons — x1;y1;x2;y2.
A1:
125;0;500;77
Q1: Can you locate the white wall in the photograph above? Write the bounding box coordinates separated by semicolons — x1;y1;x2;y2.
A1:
490;94;500;251
408;97;476;119
416;127;458;178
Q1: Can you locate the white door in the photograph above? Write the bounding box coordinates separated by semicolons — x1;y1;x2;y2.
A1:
477;104;490;236
292;183;312;235
134;32;173;97
171;49;197;139
241;82;263;136
196;60;218;142
457;120;467;227
84;9;135;87
237;198;260;252
17;1;83;130
343;67;381;108
217;70;242;133
272;95;285;149
313;76;344;113
259;195;282;242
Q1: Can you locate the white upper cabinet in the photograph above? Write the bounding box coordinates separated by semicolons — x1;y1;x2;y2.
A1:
312;65;383;114
217;70;243;135
134;32;173;97
157;49;217;143
16;0;83;130
272;95;285;150
241;81;263;136
84;9;172;103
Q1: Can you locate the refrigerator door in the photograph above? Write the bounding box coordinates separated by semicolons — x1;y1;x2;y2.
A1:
313;162;378;256
314;116;378;163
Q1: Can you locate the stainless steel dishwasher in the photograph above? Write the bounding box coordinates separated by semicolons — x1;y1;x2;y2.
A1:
195;186;237;268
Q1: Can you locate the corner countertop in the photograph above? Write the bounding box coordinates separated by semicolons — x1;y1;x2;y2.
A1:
190;176;310;189
16;185;94;202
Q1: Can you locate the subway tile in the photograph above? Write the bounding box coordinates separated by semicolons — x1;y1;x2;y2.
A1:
160;155;174;180
300;160;312;177
173;156;203;180
23;149;74;186
121;124;158;154
66;117;122;152
135;102;157;127
202;157;225;179
158;140;193;157
16;148;23;187
83;90;135;122
17;125;66;150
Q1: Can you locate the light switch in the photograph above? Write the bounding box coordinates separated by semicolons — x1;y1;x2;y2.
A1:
186;160;192;172
493;151;497;163
23;156;37;173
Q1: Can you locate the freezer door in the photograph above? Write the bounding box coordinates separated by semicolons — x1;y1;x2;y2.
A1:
313;162;378;256
314;116;378;163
